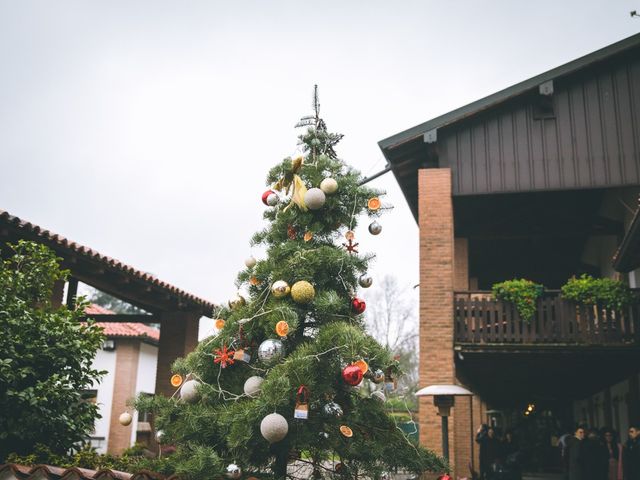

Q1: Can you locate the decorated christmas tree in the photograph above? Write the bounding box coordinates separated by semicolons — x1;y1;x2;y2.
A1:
136;88;446;479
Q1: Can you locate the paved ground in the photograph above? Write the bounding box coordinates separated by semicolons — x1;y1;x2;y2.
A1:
522;473;563;480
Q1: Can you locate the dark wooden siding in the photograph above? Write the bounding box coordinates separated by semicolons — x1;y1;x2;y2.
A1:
441;56;640;195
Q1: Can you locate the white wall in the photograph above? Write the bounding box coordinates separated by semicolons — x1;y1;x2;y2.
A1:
91;347;117;454
131;342;158;445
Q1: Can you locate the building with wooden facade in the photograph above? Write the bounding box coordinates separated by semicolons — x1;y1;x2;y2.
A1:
379;33;640;476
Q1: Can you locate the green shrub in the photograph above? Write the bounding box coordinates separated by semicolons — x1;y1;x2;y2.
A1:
561;274;635;310
492;279;544;322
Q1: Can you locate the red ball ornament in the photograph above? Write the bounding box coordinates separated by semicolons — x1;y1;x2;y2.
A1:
342;365;364;386
261;189;275;205
351;297;366;314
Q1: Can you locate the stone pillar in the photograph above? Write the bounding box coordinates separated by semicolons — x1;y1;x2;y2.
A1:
418;168;455;467
154;312;200;397
107;339;140;454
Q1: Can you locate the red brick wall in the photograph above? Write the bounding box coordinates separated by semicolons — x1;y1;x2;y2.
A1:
155;312;200;397
418;168;455;466
107;339;140;454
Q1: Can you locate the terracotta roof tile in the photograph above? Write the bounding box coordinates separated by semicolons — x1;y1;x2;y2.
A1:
82;305;160;342
0;464;176;480
0;209;215;316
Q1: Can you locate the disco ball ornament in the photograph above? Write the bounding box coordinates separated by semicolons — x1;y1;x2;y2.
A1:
260;412;289;443
228;293;246;310
291;280;315;304
351;297;366;314
180;379;201;403
371;390;386;403
358;274;373;288
368;221;382;235
261;189;275;205
320;177;338;195
155;430;165;443
244;256;257;268
304;188;326;210
266;192;279;206
342;364;364;386
271;280;291;298
243;376;264;397
118;412;132;426
371;369;385;384
322;401;343;417
225;464;242;479
381;472;390;480
258;339;285;365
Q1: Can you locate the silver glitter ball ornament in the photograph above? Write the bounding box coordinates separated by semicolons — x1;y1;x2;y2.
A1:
225;464;242;479
180;379;201;403
358;274;373;288
322;401;343;417
258;339;285;365
155;429;165;443
368;221;382;235
266;193;279;206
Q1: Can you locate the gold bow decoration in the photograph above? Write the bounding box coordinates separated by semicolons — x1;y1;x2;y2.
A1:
274;156;308;212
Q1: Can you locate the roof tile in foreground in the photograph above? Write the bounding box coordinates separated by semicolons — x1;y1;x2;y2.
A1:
0;464;178;480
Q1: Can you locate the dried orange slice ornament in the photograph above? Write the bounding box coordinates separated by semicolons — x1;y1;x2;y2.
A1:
304;231;313;242
339;425;353;438
170;374;183;387
367;197;381;211
345;230;355;240
249;276;260;286
215;318;226;330
353;359;369;374
275;320;289;337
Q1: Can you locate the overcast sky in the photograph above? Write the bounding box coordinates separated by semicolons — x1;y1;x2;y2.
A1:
1;1;639;335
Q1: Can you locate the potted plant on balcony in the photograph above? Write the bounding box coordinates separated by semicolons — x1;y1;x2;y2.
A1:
491;279;544;323
561;274;635;310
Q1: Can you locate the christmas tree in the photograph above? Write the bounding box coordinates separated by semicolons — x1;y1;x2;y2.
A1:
136;88;446;479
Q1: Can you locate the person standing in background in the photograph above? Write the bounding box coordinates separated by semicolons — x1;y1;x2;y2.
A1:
602;428;623;480
567;425;586;480
623;424;640;480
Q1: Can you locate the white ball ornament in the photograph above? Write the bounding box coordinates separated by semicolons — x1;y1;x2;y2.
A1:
155;430;165;443
180;379;201;403
243;376;264;397
118;412;132;426
320;178;338;195
225;464;242;479
260;412;289;443
266;193;279;206
304;188;326;210
244;256;257;268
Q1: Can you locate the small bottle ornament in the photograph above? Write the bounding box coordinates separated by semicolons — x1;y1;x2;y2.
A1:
294;385;309;420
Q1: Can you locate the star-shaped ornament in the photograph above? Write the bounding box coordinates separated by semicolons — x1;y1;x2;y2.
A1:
342;238;359;255
214;345;235;368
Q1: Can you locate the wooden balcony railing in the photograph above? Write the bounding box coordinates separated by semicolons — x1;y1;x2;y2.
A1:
454;290;640;345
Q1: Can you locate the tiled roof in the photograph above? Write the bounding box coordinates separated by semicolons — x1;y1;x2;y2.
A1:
0;209;215;316
0;463;174;480
83;305;160;342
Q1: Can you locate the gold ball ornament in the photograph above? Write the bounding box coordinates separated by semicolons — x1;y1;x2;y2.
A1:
228;293;246;310
291;281;315;304
271;280;291;298
320;177;338;195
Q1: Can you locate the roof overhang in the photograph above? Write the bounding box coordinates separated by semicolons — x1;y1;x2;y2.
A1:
613;203;640;273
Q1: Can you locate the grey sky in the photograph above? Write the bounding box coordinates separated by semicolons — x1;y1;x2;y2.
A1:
1;1;638;331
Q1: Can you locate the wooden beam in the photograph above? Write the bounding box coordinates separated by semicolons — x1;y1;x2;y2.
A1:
66;277;79;309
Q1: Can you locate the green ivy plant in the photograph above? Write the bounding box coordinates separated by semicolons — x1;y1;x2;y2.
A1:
492;279;544;323
561;274;635;310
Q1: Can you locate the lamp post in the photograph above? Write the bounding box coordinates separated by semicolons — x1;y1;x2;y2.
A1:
415;384;473;461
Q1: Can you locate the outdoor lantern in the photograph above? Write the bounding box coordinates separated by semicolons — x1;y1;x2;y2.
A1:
415;384;473;461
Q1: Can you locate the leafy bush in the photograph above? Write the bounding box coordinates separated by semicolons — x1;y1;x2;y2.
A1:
0;241;105;460
6;443;175;475
561;274;635;310
492;279;544;322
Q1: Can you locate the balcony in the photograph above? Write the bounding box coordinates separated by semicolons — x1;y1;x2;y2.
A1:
454;290;640;346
